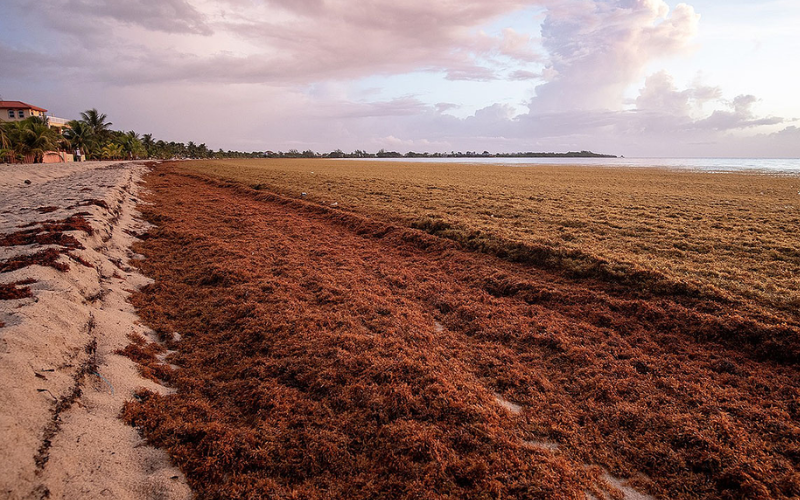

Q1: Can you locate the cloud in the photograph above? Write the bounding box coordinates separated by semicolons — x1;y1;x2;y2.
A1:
499;28;542;62
215;0;544;84
436;103;461;114
65;0;212;35
1;0;795;158
305;69;795;157
7;0;211;36
445;65;501;82
629;71;723;132
0;0;703;94
696;95;784;130
4;0;547;86
636;71;695;115
0;44;73;80
531;0;700;112
324;96;430;119
508;69;542;81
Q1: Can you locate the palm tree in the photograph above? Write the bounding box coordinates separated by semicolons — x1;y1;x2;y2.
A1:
0;122;9;150
18;119;58;163
64;120;96;159
4;120;30;162
119;131;145;159
28;115;49;127
100;143;124;160
4;120;27;147
0;122;12;163
80;108;113;139
141;133;154;158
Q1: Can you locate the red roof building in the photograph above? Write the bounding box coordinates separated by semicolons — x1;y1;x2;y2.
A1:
0;100;72;135
0;101;49;122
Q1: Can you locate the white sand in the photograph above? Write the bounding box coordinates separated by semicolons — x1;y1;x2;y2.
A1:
0;161;192;499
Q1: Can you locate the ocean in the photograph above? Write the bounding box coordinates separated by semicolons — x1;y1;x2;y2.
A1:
348;157;800;173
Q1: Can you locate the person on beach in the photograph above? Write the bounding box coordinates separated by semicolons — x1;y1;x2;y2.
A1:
76;148;82;162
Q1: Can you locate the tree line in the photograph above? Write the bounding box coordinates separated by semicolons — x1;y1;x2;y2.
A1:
0;108;263;163
267;148;616;159
1;107;615;164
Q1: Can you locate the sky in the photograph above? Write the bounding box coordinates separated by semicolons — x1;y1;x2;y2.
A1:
1;0;799;157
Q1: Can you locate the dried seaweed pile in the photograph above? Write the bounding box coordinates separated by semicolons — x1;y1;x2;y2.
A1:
184;159;800;321
0;279;35;300
122;165;800;499
0;213;95;278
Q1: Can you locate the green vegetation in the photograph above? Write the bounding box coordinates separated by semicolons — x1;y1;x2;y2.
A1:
1;107;265;163
1;116;60;163
267;148;615;159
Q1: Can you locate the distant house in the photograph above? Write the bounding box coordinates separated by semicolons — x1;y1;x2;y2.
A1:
0;100;48;121
1;100;75;163
0;100;70;134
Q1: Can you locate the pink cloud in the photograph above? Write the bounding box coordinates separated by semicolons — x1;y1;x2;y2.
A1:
435;103;461;114
696;95;784;130
210;0;539;83
531;0;700;111
6;0;547;85
508;69;542;81
637;72;688;112
3;0;796;158
10;0;211;36
445;65;500;82
499;28;542;62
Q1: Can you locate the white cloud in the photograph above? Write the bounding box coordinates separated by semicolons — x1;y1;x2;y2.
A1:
1;0;796;157
696;95;784;131
531;0;700;112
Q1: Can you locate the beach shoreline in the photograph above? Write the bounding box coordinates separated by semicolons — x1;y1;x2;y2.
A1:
0;161;190;499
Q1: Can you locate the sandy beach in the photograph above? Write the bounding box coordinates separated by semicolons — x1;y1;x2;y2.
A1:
0;161;191;499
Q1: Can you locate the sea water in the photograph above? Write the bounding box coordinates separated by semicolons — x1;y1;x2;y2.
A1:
352;157;800;174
